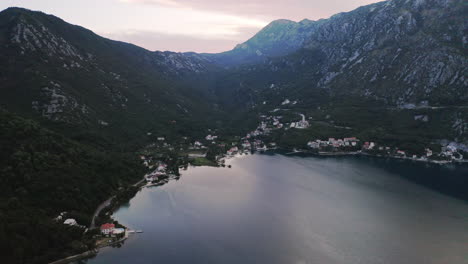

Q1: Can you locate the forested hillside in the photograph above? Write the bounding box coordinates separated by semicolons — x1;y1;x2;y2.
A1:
0;109;145;264
0;7;223;149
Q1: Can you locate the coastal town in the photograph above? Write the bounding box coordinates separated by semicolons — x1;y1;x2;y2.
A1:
48;99;466;264
137;102;466;177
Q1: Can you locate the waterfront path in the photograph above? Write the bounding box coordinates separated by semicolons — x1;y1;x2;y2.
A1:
89;196;114;229
90;176;146;229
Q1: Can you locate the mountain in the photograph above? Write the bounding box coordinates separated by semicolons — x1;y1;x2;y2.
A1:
2;1;465;147
212;0;467;144
0;7;222;149
215;0;466;104
205;18;318;66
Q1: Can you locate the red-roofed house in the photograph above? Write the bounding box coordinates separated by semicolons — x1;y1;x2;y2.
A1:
100;223;115;235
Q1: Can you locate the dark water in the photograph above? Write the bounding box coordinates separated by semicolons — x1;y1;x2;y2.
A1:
86;154;468;264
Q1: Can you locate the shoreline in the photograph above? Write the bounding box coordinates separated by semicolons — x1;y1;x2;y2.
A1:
48;176;147;264
50;148;466;264
272;148;466;165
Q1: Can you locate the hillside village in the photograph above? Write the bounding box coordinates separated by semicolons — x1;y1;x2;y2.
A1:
136;101;465;184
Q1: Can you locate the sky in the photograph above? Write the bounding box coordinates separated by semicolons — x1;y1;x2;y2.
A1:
0;0;382;53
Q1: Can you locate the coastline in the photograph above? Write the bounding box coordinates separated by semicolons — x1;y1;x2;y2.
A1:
277;148;466;165
66;152;468;264
50;148;467;264
48;176;147;264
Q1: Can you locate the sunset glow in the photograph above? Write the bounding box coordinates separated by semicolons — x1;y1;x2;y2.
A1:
0;0;382;52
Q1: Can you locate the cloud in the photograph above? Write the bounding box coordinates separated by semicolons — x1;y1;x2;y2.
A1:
119;0;183;7
102;27;260;53
111;0;382;52
119;0;383;21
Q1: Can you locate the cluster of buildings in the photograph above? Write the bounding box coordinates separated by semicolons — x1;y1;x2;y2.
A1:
290;114;310;129
362;141;376;150
439;145;464;160
305;136;465;162
145;162;167;182
307;137;360;149
261;113;311;131
281;99;298;105
245;121;271;139
205;135;218;141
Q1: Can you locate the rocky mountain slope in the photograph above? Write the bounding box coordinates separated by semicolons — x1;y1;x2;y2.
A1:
211;0;467;143
214;0;467;105
205;18;318;66
0;1;465;146
0;7;220;148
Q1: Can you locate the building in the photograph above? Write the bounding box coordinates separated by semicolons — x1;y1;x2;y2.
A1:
363;142;370;149
242;141;251;149
113;228;125;235
205;135;218;141
101;223;115;235
425;148;433;157
227;146;239;156
307;141;320;149
194;141;203;148
63;218;77;226
295;120;309;129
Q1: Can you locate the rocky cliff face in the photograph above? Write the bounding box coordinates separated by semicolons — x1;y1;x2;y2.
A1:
215;0;467;107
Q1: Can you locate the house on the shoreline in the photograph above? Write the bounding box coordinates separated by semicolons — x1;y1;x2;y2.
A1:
101;223;115;235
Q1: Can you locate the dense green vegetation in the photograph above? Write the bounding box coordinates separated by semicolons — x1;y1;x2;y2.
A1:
190;157;218;167
0;3;466;264
0;110;145;264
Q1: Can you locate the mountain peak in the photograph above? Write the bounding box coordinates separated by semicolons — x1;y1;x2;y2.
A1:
0;6;49;20
266;19;296;26
1;6;31;14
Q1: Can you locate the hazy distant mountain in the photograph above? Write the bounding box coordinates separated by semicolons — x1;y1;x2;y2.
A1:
204;18;319;66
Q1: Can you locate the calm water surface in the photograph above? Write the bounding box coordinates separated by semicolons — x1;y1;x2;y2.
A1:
86;154;468;264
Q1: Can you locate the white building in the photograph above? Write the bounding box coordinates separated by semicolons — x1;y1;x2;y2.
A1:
205;135;218;141
113;228;125;235
63;219;77;226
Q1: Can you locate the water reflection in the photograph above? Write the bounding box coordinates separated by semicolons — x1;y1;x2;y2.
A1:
85;154;468;264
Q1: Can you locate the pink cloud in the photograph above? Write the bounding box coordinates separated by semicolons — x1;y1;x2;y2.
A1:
102;27;260;53
121;0;383;21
